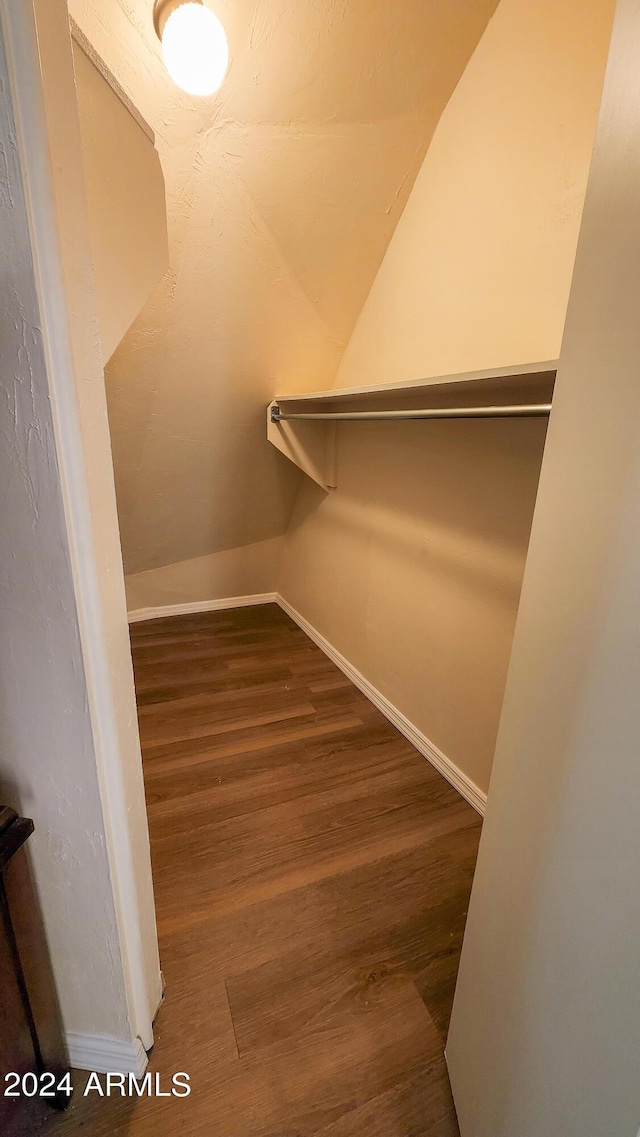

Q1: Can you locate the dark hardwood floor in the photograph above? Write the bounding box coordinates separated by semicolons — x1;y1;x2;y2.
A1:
43;603;481;1136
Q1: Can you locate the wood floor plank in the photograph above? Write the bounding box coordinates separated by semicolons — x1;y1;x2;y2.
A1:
145;744;440;835
312;1059;461;1137
158;826;481;988
144;714;365;776
153;799;475;934
40;603;480;1137
224;917;461;1056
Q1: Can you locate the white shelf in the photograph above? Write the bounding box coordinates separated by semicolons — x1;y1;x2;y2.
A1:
267;360;558;489
275;359;556;408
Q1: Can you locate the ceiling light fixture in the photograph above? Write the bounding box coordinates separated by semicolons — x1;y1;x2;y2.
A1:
153;0;229;97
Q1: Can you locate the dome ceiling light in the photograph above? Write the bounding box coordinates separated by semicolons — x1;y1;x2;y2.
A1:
153;0;229;97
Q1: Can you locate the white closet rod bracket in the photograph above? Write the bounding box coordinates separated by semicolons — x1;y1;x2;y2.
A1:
270;403;552;423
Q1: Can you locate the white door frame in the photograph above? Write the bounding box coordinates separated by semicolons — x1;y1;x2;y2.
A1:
1;0;161;1056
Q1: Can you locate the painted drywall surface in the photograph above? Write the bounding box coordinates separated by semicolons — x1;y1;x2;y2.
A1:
125;536;282;612
447;0;640;1131
73;40;169;364
0;9;129;1040
279;0;614;794
68;0;499;586
336;0;616;387
279;419;547;793
32;0;161;1040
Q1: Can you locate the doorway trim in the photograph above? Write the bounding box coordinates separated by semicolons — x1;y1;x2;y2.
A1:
1;0;161;1060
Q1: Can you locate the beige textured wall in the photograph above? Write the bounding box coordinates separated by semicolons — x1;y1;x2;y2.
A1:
69;0;499;593
73;40;168;364
279;419;547;795
125;536;282;613
0;2;128;1043
447;0;640;1129
337;0;615;387
279;0;614;795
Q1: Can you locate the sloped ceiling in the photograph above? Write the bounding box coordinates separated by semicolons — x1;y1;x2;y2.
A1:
69;0;499;574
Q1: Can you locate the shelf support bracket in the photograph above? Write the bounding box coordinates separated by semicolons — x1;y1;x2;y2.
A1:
267;401;337;492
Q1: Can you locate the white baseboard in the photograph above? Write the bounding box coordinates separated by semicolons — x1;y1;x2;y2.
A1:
276;594;487;817
66;1033;148;1075
128;592;277;624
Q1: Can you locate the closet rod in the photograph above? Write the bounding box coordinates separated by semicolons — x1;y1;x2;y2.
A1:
271;403;552;423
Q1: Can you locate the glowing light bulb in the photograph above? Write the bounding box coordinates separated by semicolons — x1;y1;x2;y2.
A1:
160;2;229;97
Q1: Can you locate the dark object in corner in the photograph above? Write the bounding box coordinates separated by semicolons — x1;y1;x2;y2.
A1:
0;806;72;1133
